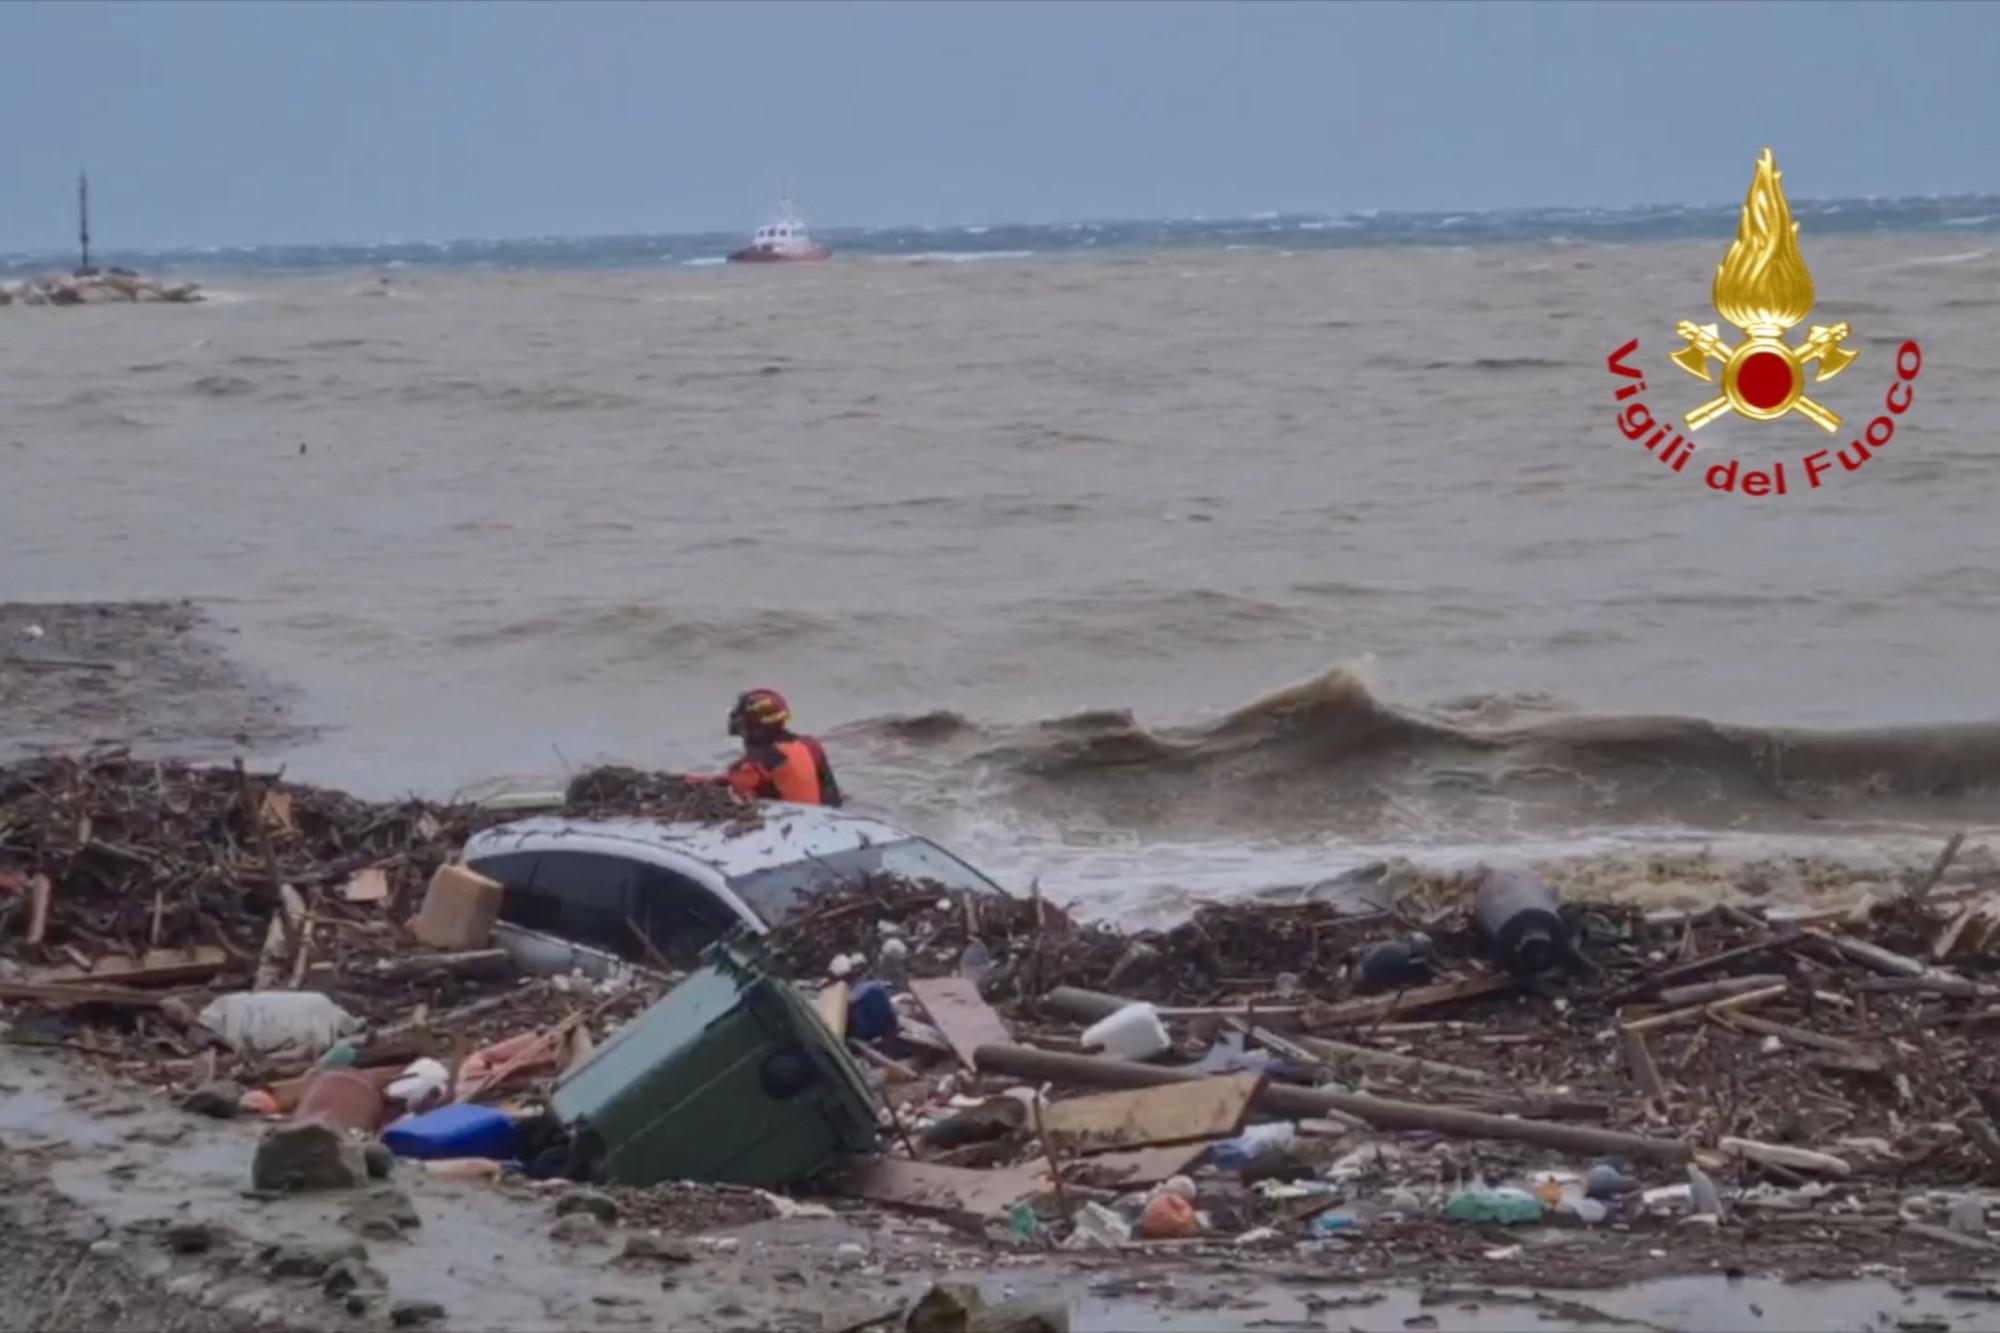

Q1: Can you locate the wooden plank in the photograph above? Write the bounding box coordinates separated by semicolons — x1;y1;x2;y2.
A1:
1622;983;1787;1034
25;874;51;946
815;982;850;1041
1300;973;1509;1031
0;979;163;1008
1054;1141;1213;1190
833;1155;1046;1218
341;867;391;905
26;946;229;988
1041;1072;1265;1156
908;977;1011;1070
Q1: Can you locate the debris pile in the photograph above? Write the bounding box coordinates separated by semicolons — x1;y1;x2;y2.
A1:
2;270;202;306
6;753;2000;1283
0;753;759;1118
760;838;2000;1279
561;765;762;830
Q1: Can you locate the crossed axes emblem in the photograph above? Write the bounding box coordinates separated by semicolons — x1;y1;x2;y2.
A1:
1670;320;1860;433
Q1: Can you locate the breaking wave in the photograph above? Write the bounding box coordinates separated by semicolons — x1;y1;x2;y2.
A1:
846;668;2000;837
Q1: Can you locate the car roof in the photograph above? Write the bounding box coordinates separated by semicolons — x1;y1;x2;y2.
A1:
461;802;919;883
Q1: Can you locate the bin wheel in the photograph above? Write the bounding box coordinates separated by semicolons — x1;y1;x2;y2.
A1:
759;1047;821;1099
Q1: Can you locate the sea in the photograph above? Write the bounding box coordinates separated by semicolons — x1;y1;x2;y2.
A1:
7;197;2000;923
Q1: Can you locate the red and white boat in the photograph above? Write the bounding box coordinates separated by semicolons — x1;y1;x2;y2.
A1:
727;197;831;264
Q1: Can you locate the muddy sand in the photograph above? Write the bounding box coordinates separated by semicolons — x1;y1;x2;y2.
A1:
3;1050;1997;1333
0;603;309;767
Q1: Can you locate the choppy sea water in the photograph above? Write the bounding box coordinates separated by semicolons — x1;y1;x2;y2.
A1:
6;205;2000;919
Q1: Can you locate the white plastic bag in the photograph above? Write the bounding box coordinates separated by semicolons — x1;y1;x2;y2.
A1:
198;991;359;1057
386;1057;452;1113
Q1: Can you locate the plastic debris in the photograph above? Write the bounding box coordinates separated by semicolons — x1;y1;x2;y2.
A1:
199;992;359;1058
1081;1002;1170;1061
1687;1165;1725;1219
1585;1163;1633;1200
1310;1211;1364;1234
1062;1201;1132;1250
1445;1188;1546;1225
1138;1192;1199;1239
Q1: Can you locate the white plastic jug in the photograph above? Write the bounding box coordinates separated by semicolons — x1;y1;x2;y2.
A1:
1081;1002;1170;1061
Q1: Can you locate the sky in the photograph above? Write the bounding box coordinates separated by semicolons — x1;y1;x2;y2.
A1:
2;0;1996;251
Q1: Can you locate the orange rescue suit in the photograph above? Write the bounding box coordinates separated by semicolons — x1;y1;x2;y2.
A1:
724;736;841;807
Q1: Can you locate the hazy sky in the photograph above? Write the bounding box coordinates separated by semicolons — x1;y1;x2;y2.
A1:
3;0;1995;251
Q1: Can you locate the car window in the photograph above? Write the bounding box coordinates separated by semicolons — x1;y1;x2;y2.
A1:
466;850;539;889
727;836;1003;924
501;851;642;956
631;865;743;971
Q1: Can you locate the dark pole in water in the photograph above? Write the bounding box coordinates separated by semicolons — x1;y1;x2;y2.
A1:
78;170;91;273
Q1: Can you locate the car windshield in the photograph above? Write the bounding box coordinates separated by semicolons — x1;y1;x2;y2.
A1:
727;836;1002;924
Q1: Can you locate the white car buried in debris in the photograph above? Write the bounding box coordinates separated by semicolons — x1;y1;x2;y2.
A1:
460;802;1011;978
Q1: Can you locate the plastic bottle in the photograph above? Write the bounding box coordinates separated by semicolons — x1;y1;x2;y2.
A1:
1081;1002;1170;1061
1444;1188;1546;1225
1474;869;1570;978
958;941;994;987
1208;1121;1298;1170
1687;1164;1724;1218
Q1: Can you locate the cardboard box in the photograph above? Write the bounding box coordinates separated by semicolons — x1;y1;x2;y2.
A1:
410;863;503;951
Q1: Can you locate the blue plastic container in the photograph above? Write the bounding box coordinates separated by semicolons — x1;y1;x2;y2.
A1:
382;1103;518;1162
846;981;898;1043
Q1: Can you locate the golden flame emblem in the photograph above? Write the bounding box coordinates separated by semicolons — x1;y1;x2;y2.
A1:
1671;148;1859;433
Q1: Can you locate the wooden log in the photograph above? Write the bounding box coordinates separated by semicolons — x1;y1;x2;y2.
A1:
1656;974;1790;1007
1286;1031;1500;1086
1905;1221;2000;1254
1622;983;1788;1034
1040;988;1312;1024
1712;1010;1871;1057
1908;832;1966;909
1807;928;1955;981
27;946;229;989
1854;976;1998;1000
972;1043;1691;1164
1607;939;1786;1003
367;950;515;985
0;979;163;1008
1301;973;1511;1030
1622;1028;1666;1101
25;874;50;946
1717;1136;1852;1177
1961;1116;2000;1175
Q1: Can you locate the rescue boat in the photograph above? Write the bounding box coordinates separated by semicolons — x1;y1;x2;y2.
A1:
726;197;831;264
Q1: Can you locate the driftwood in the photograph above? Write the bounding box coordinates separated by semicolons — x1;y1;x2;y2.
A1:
1622;983;1789;1034
1287;1030;1501;1087
1622;1028;1666;1101
1717;1136;1852;1177
973;1044;1692;1164
1656;974;1790;1007
1908;832;1966;909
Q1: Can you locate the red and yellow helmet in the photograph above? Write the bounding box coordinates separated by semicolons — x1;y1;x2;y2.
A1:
728;688;792;737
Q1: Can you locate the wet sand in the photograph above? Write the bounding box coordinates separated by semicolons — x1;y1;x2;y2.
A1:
2;1051;1994;1333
